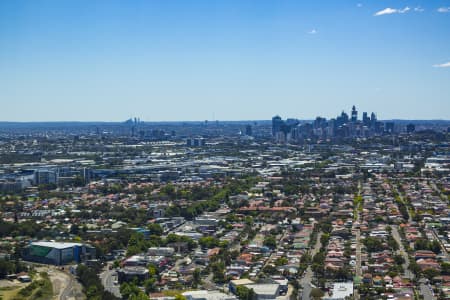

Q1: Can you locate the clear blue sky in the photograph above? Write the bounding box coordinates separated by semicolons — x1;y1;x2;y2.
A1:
0;0;449;121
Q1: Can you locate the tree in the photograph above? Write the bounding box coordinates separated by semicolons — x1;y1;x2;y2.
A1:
423;268;440;281
70;224;80;235
147;223;163;236
262;265;278;275
362;237;384;253
144;278;157;294
193;268;201;288
393;255;405;265
174;295;187;300
236;285;255;300
77;264;119;300
274;257;288;266
211;262;226;283
148;264;158;277
263;235;277;249
310;288;324;299
387;236;399;251
199;237;220;249
320;233;330;245
441;262;450;275
120;282;143;299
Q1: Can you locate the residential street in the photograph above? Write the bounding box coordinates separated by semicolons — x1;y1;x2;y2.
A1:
299;231;322;300
100;267;121;298
391;225;414;280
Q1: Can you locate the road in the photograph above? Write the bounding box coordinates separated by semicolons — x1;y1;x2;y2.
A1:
38;266;84;300
419;278;435;300
59;274;85;300
392;226;435;300
100;268;121;298
430;228;450;262
355;228;361;276
391;183;412;223
354;182;362;300
391;225;414;280
299;231;322;300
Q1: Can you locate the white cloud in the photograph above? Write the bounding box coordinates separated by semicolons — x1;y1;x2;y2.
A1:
307;29;317;34
437;7;450;13
374;8;397;16
414;7;424;12
374;6;413;16
399;6;411;13
433;62;450;68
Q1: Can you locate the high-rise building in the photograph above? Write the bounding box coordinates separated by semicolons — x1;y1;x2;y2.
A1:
245;124;253;136
362;112;370;126
351;105;358;122
272;115;283;137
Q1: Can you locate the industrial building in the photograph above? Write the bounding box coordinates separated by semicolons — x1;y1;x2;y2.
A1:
22;241;96;265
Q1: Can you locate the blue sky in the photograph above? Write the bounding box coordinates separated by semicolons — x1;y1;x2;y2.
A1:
0;0;449;121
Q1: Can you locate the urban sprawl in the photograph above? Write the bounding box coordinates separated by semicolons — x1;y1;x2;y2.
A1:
0;106;449;300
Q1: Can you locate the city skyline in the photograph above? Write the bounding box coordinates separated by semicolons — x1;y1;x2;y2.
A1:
1;0;450;121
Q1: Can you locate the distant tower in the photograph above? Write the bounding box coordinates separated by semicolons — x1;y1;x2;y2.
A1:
351;105;358;122
362;112;369;126
272;115;283;137
245;124;253;136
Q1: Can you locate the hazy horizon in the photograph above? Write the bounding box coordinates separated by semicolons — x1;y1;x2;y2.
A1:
1;116;450;124
1;1;449;121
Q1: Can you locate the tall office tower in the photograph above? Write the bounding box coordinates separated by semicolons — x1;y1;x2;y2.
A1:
362;112;369;126
370;112;377;128
245;124;253;136
272;115;283;137
351;105;358;122
339;111;349;124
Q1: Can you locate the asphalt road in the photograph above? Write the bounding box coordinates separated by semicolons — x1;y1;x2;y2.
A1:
391;225;414;280
299;231;322;300
100;268;121;298
419;278;434;300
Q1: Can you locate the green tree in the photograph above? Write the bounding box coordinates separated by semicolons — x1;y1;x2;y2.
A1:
263;235;277;249
423;268;440;281
310;288;324;300
193;268;201;288
236;285;255;300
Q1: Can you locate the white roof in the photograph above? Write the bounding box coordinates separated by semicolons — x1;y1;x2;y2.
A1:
183;290;237;300
31;241;83;249
244;284;280;296
329;282;353;299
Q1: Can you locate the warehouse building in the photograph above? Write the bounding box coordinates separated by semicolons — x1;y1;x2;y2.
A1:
22;241;96;265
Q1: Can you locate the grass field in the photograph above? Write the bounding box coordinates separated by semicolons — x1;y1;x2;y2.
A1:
0;286;23;299
0;272;53;300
